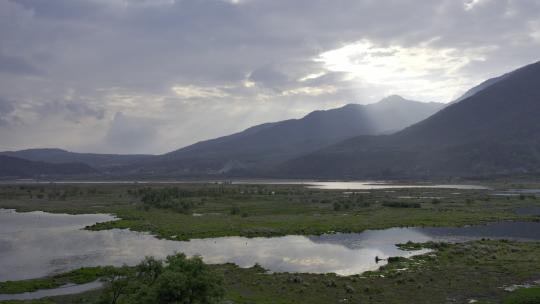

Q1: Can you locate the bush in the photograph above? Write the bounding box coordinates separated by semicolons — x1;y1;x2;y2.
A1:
138;188;197;214
99;254;224;304
387;256;405;263
504;288;540;304
382;201;421;208
230;206;240;215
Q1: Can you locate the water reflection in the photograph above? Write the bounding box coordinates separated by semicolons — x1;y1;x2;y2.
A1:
515;207;540;216
2;210;540;282
230;180;487;190
306;181;487;190
0;281;103;301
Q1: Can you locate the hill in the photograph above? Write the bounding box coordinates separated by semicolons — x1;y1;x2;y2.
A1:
281;61;540;179
0;155;98;178
0;148;153;169
136;96;444;175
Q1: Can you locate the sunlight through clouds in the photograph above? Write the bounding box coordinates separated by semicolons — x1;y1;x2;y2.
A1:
464;0;490;11
281;85;337;97
316;40;495;101
171;85;230;99
1;0;539;153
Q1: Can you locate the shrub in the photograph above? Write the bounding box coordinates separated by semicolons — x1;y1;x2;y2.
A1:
230;206;240;215
504;288;540;304
98;254;224;304
382;201;421;208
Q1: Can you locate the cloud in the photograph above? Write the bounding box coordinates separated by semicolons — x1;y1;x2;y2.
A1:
103;112;160;154
315;39;495;101
171;85;230;99
464;0;494;11
281;86;338;97
0;54;41;75
34;98;105;123
0;98;15;126
0;0;539;153
248;65;291;89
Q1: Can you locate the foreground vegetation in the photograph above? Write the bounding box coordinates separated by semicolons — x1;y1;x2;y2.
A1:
2;240;540;303
95;253;224;304
0;268;117;294
0;182;539;240
1;182;540;303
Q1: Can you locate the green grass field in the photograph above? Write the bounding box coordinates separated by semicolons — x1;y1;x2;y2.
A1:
0;183;538;240
1;182;540;303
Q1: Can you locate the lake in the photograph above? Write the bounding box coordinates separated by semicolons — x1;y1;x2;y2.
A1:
2;209;540;283
1;180;488;190
302;181;487;190
232;180;488;190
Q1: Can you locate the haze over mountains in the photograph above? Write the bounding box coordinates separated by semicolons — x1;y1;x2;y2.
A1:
135;96;443;175
0;155;96;178
282;61;540;179
0;95;442;178
1;61;539;179
0;149;152;169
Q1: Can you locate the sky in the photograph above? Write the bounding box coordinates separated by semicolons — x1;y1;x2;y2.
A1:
1;0;539;154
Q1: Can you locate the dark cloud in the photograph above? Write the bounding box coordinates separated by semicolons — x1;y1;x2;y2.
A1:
248;65;291;89
0;0;539;152
0;98;15;126
0;54;41;75
36;99;105;123
103;112;159;153
13;0;106;20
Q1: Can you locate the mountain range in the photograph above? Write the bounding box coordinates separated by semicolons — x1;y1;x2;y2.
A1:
0;95;443;178
0;155;96;178
1;60;539;179
134;95;443;176
280;61;540;179
0;148;152;169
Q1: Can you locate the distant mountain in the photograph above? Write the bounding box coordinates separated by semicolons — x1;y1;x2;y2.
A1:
281;61;540;179
0;155;97;178
0;148;153;169
136;96;444;175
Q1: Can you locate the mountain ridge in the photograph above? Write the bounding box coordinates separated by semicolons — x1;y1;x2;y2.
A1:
135;96;444;175
0;148;153;169
279;60;540;179
0;155;98;178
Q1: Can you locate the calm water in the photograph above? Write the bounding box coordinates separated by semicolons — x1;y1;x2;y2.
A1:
515;207;540;216
231;180;487;190
2;210;540;283
0;281;103;301
493;189;540;196
2;180;487;190
303;181;487;190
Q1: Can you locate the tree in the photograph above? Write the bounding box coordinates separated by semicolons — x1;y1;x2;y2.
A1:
98;266;133;304
98;254;224;304
152;254;224;304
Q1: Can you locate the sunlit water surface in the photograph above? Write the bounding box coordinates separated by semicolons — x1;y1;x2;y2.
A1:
304;181;487;190
2;209;540;283
2;180;488;190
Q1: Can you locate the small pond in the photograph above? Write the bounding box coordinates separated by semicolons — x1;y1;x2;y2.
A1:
0;281;103;301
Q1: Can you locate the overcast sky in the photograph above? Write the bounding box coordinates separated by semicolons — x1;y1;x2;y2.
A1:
1;0;539;154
